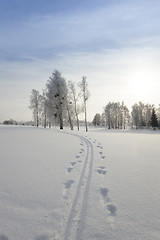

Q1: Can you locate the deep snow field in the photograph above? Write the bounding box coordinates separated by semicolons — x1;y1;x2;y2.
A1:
0;125;160;240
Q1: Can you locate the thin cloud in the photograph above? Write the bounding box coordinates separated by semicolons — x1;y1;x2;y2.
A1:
1;0;160;62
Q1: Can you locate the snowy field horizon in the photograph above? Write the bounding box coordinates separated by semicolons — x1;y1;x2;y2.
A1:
0;125;160;240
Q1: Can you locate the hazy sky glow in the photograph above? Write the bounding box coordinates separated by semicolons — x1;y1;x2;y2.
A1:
0;0;160;122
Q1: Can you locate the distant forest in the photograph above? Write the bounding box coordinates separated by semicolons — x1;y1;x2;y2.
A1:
93;102;160;130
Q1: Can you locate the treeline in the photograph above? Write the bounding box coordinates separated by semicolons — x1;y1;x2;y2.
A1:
2;119;34;126
29;70;89;131
92;101;160;130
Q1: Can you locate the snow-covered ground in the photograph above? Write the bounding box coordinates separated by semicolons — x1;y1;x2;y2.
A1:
0;126;160;240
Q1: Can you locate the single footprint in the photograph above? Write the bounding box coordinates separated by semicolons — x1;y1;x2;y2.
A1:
100;188;108;200
63;179;75;199
71;162;76;166
97;169;107;175
80;148;85;154
101;155;106;159
97;143;103;149
67;167;73;173
97;166;107;175
64;179;74;189
76;155;80;159
100;187;109;202
99;188;117;226
107;203;117;216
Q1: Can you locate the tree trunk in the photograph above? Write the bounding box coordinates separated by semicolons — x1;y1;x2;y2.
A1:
59;103;63;130
36;110;39;127
44;114;47;128
74;102;79;131
59;113;63;129
76;112;80;131
67;105;73;130
84;100;88;132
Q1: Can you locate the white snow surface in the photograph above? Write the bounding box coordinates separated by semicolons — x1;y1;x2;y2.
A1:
0;126;160;240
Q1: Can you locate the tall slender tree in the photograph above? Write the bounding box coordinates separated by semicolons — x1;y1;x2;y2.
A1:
29;89;40;127
79;76;90;132
68;81;80;131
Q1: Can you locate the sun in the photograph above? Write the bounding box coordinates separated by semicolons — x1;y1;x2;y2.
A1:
131;71;153;94
128;68;156;100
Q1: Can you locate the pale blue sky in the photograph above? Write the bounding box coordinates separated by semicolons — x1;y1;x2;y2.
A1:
0;0;160;122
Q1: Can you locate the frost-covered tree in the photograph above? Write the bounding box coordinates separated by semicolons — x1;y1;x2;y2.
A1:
151;108;158;130
66;93;74;130
29;89;41;127
131;103;139;129
38;90;48;128
131;102;156;129
92;113;101;126
79;76;90;132
122;103;130;129
131;102;145;129
143;104;153;128
104;102;129;129
101;113;106;126
104;102;112;129
46;70;68;129
156;104;160;128
68;81;81;131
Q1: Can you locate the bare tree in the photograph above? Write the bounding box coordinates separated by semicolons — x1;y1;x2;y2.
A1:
68;81;80;131
66;101;74;130
39;89;48;128
29;89;40;127
79;76;90;132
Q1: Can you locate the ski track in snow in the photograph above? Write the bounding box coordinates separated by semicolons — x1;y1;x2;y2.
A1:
64;135;93;240
53;132;93;240
54;132;116;239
